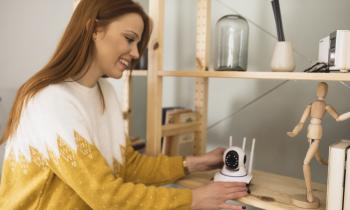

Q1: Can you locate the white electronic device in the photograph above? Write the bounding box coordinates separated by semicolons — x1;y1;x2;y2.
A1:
318;30;350;72
214;137;256;183
326;139;350;210
318;36;330;64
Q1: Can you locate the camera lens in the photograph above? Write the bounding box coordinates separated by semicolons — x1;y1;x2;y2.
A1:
225;150;239;170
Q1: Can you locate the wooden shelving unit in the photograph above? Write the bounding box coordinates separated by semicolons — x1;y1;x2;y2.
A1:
131;70;148;77
160;70;350;81
121;70;147;136
144;0;346;209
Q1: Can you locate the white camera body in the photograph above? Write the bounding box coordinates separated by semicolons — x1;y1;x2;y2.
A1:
214;137;255;184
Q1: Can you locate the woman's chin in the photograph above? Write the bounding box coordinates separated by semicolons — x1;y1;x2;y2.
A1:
107;68;124;79
112;72;124;79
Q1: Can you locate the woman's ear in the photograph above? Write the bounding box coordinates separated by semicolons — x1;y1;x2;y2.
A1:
93;26;106;41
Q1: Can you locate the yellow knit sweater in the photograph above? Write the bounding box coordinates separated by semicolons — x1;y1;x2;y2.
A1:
0;79;192;210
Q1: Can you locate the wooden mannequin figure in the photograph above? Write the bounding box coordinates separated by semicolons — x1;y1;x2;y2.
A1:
287;82;343;208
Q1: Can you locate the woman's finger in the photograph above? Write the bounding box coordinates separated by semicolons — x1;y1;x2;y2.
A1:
226;191;249;200
222;182;247;188
218;203;246;210
225;186;248;194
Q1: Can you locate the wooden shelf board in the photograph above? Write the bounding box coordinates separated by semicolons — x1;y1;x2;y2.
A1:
161;121;201;137
176;170;326;210
130;70;148;76
159;70;350;81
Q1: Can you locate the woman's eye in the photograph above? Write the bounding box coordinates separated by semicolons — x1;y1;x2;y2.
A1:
125;37;134;44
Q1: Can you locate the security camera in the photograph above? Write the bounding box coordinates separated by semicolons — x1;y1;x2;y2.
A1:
214;137;256;183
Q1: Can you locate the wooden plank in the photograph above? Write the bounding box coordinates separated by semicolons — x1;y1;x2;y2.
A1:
146;0;164;155
120;70;146;135
122;72;132;136
161;121;201;137
160;70;350;81
176;170;326;210
194;0;210;155
131;70;148;76
121;70;146;137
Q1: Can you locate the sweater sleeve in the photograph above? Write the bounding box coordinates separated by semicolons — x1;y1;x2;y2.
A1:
123;139;186;185
47;133;192;210
32;87;192;210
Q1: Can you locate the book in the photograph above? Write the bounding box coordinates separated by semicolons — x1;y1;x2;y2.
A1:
162;109;197;156
326;139;350;210
161;107;185;154
129;136;146;152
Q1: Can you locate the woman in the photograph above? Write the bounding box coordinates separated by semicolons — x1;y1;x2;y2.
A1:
0;0;248;209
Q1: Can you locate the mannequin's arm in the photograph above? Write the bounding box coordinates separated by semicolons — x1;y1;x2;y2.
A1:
325;105;340;120
287;105;311;138
336;111;350;121
327;104;350;121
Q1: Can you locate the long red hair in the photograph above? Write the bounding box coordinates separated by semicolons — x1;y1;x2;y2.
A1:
1;0;151;144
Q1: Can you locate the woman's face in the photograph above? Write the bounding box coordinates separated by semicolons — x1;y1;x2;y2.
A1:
93;13;144;79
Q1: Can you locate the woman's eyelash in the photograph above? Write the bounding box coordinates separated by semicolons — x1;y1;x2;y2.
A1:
125;36;135;43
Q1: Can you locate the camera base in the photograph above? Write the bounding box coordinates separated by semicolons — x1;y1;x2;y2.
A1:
213;171;252;183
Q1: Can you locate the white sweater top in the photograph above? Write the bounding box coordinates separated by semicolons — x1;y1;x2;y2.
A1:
5;79;126;167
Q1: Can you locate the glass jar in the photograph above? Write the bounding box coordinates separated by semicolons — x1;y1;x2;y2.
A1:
214;15;249;71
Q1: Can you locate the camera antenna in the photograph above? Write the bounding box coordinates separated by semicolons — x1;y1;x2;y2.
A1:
229;136;233;147
248;138;256;175
242;137;247;152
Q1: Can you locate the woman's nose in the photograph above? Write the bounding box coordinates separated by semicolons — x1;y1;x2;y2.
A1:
130;45;140;59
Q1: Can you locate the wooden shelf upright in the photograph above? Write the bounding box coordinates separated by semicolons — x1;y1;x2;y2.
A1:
121;70;148;136
193;0;211;155
146;0;164;155
145;0;210;156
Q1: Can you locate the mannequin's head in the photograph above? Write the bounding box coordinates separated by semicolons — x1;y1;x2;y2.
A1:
316;82;328;99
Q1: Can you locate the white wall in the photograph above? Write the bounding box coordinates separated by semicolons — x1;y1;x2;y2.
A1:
0;0;73;174
161;0;350;186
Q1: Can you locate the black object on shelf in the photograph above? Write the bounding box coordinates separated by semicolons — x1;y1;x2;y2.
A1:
271;0;285;41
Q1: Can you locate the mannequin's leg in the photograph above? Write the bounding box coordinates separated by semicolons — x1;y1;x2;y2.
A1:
303;139;320;202
315;149;328;165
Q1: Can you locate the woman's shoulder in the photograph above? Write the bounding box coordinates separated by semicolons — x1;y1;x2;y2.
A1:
6;83;91;160
35;83;77;102
29;83;83;111
21;84;86;131
25;83;87;122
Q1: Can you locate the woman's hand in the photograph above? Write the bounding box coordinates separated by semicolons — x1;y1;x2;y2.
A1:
185;147;225;173
191;181;248;210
